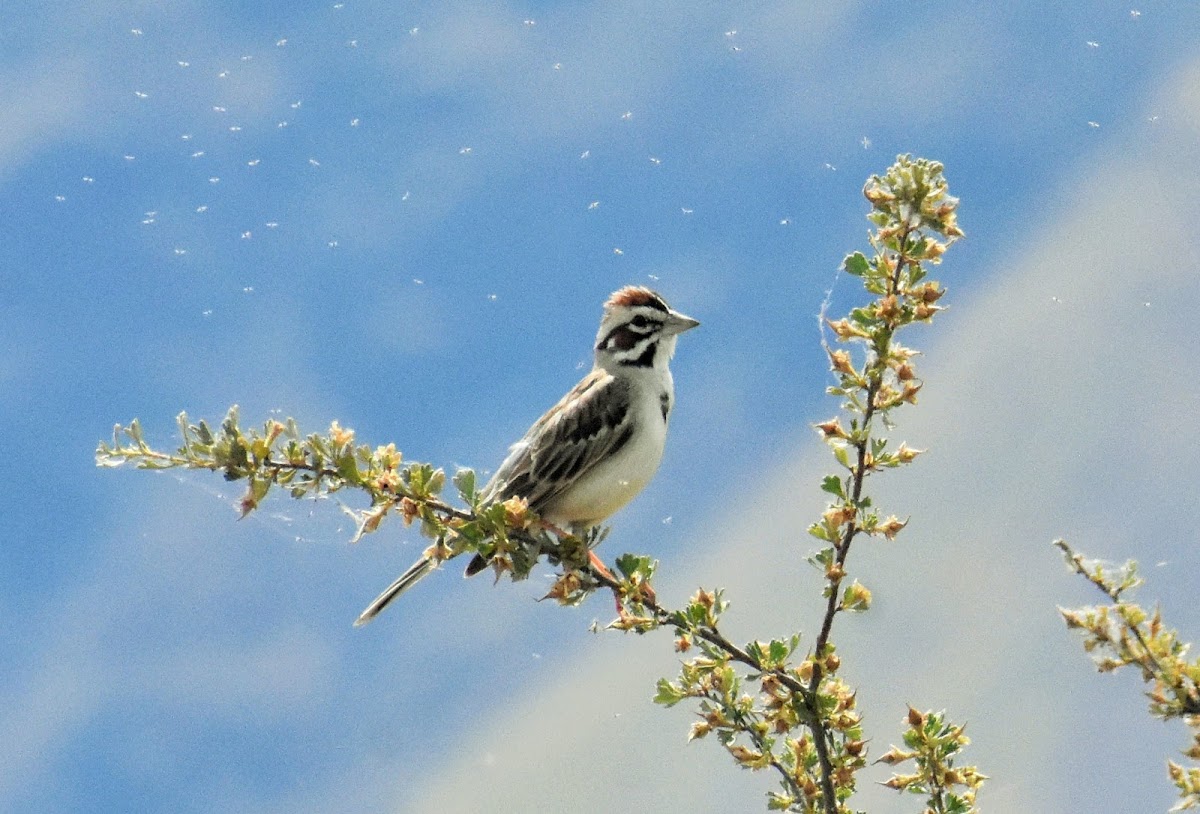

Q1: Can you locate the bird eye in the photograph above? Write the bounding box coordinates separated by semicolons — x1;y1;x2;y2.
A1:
630;315;650;328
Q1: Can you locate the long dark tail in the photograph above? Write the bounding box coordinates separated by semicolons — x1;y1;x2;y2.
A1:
353;556;437;627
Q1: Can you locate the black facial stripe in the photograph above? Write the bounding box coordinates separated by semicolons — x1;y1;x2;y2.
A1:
599;319;659;352
618;338;658;368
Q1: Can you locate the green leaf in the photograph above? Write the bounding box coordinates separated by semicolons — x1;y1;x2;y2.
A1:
768;638;789;665
428;468;446;495
616;553;655;580
746;640;764;663
849;306;877;327
221;406;241;438
767;793;795;810
307;434;331;460
453;468;477;504
843;251;870;277
820;475;845;498
335;451;362;485
653;678;685;707
806;547;836;577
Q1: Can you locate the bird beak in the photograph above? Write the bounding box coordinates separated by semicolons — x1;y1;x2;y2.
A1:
663;310;700;336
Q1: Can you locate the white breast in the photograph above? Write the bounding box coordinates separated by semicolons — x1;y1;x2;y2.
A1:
542;374;671;528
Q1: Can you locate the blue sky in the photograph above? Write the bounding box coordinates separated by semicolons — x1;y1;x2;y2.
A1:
4;2;1200;812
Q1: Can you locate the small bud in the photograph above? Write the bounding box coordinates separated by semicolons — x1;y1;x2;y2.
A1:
845;739;866;757
841;580;873;612
823;505;855;530
906;706;925;728
375;471;401;492
883;773;919;790
920;283;945;303
936;203;964;237
874;747;909;765
328;420;355;447
728;745;764;766
824;653;842;672
502;495;530;529
833;765;856;786
694;588;715;609
399;496;420;525
827;317;868;340
872;383;898;409
863;184;896;206
675;634;692;653
913;302;940;321
895;443;921;463
878;294;900;321
828;348;856;376
375;442;402;470
542;571;582;603
815;417;848;439
876;516;907;540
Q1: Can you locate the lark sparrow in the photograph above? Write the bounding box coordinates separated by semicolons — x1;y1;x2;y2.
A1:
354;286;698;626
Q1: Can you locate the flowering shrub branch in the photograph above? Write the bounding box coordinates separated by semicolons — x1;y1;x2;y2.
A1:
1057;540;1200;810
97;156;982;813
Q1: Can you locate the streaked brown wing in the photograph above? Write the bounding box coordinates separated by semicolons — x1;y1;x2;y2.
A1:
481;368;633;511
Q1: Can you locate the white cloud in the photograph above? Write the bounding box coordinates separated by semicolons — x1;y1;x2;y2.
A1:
0;64;91;179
